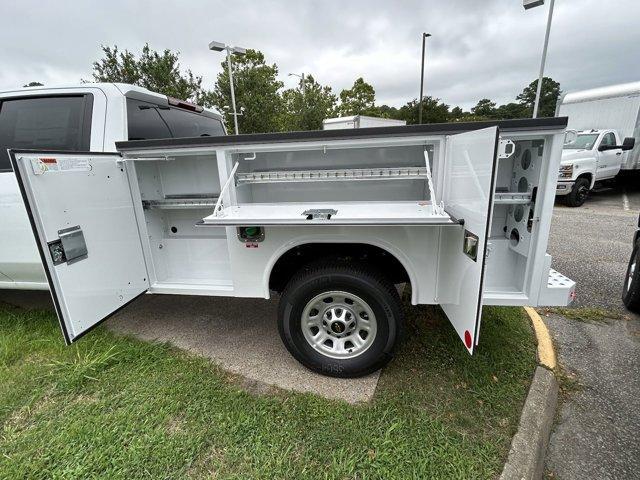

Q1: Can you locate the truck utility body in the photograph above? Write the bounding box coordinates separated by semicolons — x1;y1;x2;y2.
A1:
556;82;640;206
10;117;575;377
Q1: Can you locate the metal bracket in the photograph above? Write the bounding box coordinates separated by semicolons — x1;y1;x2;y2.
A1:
302;208;337;220
212;161;239;217
498;139;516;159
48;225;88;266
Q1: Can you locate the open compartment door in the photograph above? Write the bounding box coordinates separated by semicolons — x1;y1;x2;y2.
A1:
10;151;149;344
436;127;499;353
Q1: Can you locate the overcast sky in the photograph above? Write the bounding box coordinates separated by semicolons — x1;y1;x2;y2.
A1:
1;0;638;110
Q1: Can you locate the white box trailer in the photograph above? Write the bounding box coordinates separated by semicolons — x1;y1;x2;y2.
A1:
9;118;575;377
323;115;406;130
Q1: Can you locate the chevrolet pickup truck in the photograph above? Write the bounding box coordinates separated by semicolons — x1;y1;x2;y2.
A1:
0;83;224;289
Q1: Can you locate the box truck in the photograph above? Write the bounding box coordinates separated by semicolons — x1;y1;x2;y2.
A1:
555;82;639;206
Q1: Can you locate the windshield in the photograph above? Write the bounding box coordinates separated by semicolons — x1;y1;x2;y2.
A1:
564;133;599;150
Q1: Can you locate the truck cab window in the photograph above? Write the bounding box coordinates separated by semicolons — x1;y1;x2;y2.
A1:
0;95;91;171
127;98;224;140
127;99;171;140
600;132;616;147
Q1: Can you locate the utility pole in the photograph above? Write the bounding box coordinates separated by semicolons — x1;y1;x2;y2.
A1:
418;33;431;124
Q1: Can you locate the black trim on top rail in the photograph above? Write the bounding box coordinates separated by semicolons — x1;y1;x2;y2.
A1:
116;117;569;151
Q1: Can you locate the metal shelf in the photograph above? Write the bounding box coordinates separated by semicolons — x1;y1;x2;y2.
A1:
235;166;429;185
143;198;218;210
493;192;532;204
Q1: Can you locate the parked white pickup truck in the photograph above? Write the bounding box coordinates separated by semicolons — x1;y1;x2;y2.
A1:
0;83;225;289
556;82;639;207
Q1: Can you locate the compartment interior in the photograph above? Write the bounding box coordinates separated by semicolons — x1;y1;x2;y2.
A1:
484;138;546;296
134;154;233;291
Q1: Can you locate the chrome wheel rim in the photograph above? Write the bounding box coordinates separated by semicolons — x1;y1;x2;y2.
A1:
627;260;636;292
301;290;377;360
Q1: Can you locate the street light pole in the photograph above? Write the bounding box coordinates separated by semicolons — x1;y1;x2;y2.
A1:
418;33;431;124
225;48;240;135
528;0;555;118
288;72;305;96
209;41;247;135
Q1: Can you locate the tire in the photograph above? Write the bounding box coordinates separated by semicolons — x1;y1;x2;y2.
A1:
278;261;404;378
564;177;590;207
622;241;640;312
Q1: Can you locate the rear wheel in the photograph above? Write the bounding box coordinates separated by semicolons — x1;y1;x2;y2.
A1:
564;177;590;207
278;261;404;378
622;241;640;312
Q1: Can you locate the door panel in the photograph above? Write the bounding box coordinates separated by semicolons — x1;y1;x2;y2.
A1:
436;127;499;353
10;151;148;343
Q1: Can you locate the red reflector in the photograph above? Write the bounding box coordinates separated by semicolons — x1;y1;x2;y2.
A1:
464;330;472;349
40;158;57;164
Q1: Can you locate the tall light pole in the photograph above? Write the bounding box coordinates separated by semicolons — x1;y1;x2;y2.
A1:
209;41;247;134
418;33;431;124
525;0;556;118
288;72;306;96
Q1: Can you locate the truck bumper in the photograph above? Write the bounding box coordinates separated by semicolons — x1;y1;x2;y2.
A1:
555;180;574;196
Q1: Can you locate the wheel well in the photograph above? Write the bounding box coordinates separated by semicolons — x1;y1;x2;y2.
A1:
269;243;410;293
577;172;593;185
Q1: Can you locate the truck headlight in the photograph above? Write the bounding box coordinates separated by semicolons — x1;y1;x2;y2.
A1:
558;164;573;179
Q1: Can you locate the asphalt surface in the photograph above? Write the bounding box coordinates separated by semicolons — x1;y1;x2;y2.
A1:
548;181;640;312
544;181;640;480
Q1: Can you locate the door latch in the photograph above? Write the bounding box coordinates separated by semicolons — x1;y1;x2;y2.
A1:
47;225;88;266
302;209;338;220
463;230;479;262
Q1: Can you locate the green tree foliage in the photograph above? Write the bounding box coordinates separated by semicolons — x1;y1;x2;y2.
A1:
516;77;561;118
210;49;284;134
337;78;378;116
397;97;451;124
471;98;497;119
91;44;210;104
23;82;44;87
494;102;528;120
281;75;337;131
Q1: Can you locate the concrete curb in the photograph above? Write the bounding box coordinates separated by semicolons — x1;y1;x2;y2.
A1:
499;308;559;480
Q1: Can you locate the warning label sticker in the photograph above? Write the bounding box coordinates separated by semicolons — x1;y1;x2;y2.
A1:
31;157;92;175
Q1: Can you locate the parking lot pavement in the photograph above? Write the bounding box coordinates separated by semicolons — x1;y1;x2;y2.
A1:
0;290;379;404
544;183;640;479
547;182;640;313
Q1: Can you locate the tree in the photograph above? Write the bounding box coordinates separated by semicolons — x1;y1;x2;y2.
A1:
471;98;497;119
337;78;377;116
397;97;450;125
91;44;210;104
494;102;528;120
210;49;284;134
516;77;561;118
281;75;337;131
23;82;44;87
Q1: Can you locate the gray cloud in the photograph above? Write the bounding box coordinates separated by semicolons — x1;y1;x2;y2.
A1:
1;0;638;110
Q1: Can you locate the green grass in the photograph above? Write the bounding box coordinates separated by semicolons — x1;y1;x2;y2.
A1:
0;300;535;479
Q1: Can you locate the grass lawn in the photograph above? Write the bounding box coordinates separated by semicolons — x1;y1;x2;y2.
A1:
0;299;535;479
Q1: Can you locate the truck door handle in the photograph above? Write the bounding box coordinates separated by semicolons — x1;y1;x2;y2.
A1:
616;152;622;156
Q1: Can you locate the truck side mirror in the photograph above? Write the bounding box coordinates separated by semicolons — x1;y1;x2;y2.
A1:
622;137;636;151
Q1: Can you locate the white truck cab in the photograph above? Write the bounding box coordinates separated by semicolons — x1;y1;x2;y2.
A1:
0;83;224;289
557;128;634;206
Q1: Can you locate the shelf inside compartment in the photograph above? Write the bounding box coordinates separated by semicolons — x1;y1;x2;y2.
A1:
199;201;455;226
142;197;219;210
235;166;429;184
493;192;532;205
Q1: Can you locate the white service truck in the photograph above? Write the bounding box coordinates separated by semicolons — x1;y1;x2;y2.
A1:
555;82;639;206
10;116;575;377
0;83;225;290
